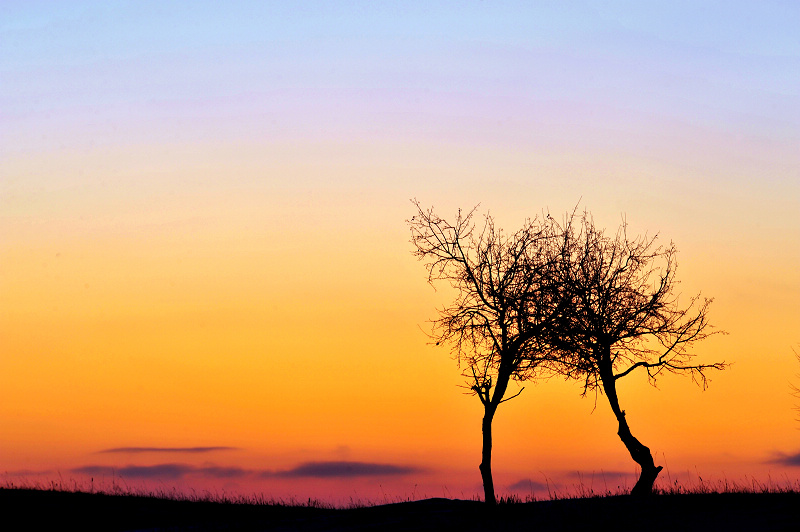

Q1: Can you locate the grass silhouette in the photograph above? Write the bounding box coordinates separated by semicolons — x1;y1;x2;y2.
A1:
3;476;799;531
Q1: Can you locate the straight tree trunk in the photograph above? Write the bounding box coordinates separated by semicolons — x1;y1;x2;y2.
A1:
478;361;512;506
600;365;663;496
479;408;497;506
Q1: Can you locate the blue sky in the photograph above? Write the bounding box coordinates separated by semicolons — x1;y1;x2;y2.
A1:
3;1;798;154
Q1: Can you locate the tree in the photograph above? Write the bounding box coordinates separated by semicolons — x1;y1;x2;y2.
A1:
552;212;726;496
408;200;563;506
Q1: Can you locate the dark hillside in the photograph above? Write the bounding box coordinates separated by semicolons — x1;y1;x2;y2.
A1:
1;488;798;531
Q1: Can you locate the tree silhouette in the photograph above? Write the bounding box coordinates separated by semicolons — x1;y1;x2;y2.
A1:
552;212;726;496
408;200;564;506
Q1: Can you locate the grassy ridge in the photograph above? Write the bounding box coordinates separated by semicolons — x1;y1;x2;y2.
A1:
2;485;799;531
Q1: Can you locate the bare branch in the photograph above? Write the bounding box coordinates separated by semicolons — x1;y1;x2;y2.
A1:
499;387;525;404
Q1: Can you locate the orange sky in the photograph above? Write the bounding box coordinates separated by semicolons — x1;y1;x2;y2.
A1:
2;2;799;502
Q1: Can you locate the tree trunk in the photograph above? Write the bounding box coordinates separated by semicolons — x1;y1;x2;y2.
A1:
479;407;497;506
600;365;663;496
478;361;512;506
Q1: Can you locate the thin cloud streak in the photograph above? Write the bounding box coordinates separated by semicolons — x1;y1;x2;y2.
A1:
70;460;423;481
197;466;250;479
767;451;800;467
72;464;250;480
99;447;239;454
72;464;195;480
264;461;423;479
2;469;54;477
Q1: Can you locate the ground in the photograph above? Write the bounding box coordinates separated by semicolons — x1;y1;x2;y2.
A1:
1;488;798;531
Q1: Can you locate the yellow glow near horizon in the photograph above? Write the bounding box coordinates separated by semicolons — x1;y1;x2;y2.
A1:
3;143;798;487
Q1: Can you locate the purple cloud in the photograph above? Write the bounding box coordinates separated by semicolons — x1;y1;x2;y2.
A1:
71;460;422;482
197;466;250;478
265;461;422;478
73;464;195;480
768;451;800;466
2;469;53;477
99;447;238;454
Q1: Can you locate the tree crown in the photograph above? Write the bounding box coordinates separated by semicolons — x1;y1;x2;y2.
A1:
408;200;565;401
552;212;726;393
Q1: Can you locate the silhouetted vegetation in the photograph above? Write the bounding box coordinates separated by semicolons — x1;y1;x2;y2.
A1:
3;482;799;531
408;201;566;505
550;212;726;495
410;203;727;501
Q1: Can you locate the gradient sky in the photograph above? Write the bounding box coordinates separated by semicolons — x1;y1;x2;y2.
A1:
2;1;799;503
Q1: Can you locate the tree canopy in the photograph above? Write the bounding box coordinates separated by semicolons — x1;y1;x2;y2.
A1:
409;200;565;505
550;212;726;494
410;203;726;499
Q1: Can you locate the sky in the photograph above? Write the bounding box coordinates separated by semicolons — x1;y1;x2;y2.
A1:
2;1;799;503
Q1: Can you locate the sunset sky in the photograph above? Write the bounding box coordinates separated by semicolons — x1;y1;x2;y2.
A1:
2;1;799;503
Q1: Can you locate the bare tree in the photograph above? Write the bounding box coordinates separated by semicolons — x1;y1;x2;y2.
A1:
552;212;726;496
408;200;563;506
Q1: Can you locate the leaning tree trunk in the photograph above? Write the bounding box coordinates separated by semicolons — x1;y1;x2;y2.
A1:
479;407;497;506
600;367;663;496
